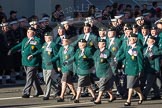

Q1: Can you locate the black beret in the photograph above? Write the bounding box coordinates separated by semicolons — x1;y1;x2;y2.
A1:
125;26;133;30
151;26;157;30
132;24;138;28
84;23;91;27
149;36;156;40
44;32;53;37
28;27;36;32
99;39;106;42
130;33;137;38
57;24;64;29
141;25;150;29
99;27;106;31
78;39;87;43
108;27;116;31
124;23;131;27
62;36;70;39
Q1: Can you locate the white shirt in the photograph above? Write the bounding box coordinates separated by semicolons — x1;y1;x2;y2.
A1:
46;41;51;48
100;36;106;40
63;45;69;54
108;37;115;49
84;33;90;41
80;48;85;56
144;44;153;55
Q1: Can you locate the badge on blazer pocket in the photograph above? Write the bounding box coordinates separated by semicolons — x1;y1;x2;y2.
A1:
112;47;116;52
48;51;51;55
100;58;104;63
131;55;135;60
89;41;93;46
82;55;87;59
65;55;69;59
31;45;35;50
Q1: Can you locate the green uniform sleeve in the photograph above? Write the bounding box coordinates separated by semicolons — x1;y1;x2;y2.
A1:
10;42;22;53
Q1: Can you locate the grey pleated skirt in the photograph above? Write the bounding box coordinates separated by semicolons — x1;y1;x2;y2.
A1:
78;75;91;87
127;76;139;88
61;72;73;83
98;77;113;91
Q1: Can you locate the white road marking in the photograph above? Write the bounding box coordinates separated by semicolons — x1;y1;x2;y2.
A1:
0;97;22;100
29;102;93;108
0;95;44;100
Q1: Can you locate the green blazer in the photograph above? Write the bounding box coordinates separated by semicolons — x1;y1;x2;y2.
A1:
68;47;93;76
117;44;143;76
138;35;149;47
93;48;112;78
32;42;59;70
71;32;97;53
106;37;122;59
143;45;160;74
54;35;62;46
51;45;74;73
10;36;42;67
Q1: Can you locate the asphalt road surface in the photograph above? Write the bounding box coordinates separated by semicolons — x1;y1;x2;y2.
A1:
0;85;162;108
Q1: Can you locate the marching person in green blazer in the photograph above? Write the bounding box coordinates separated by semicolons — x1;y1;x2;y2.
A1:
93;39;115;104
116;33;144;106
143;36;161;100
54;25;66;46
68;39;96;103
106;27;125;98
138;25;150;48
28;32;61;100
49;36;77;102
106;27;122;70
97;27;107;41
8;27;43;98
72;23;98;97
71;23;97;53
150;26;160;47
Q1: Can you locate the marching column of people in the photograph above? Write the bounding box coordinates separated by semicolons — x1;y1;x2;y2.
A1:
4;15;162;107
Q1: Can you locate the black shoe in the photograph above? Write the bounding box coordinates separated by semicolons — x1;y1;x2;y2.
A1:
70;95;76;100
74;99;79;103
57;98;64;102
108;97;116;102
124;102;131;106
22;94;30;98
151;96;161;100
33;93;43;97
43;97;49;100
94;101;101;104
81;92;89;97
138;100;143;104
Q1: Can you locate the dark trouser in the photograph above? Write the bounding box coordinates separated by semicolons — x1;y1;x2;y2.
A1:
143;73;160;98
113;73;127;97
152;80;161;97
23;66;43;96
